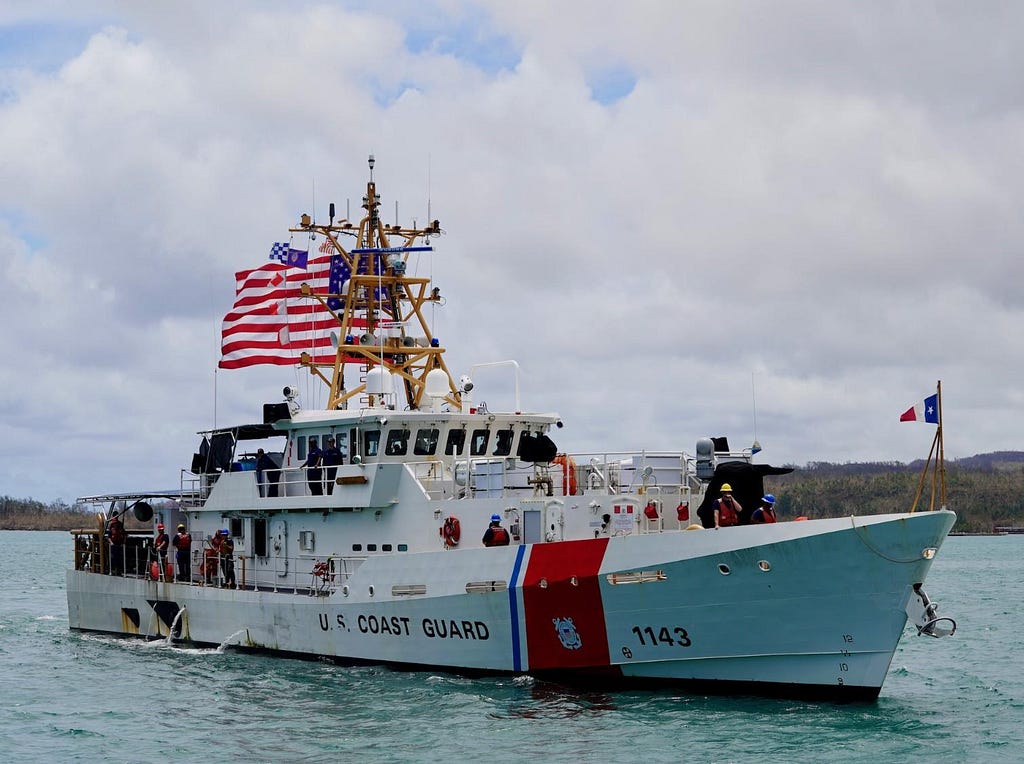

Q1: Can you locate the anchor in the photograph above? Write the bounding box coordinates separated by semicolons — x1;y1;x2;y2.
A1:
905;583;957;638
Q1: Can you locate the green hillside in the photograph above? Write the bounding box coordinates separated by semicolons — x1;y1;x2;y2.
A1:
766;452;1024;532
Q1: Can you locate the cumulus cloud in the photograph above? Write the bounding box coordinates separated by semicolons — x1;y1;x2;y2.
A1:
0;1;1021;501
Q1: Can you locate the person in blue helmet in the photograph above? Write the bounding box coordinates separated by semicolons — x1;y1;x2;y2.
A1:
752;494;778;524
482;514;510;546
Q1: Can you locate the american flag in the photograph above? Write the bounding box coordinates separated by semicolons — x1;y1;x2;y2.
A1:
220;253;351;369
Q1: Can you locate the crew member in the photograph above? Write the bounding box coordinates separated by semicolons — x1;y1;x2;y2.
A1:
322;436;344;495
305;437;324;496
482;514;510;547
107;515;126;575
713;484;742;528
751;494;778;524
172;523;192;582
153;523;170;579
218;529;236;588
205;532;222;585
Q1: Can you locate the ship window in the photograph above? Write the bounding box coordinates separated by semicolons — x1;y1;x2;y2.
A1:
398;544;408;552
253;518;268;557
364;430;380;457
296;435;307;461
385;429;410;456
351;543;362;551
382;543;393;552
367;543;378;552
493;428;514;456
470;429;490;456
444;429;465;456
229;518;243;539
414;428;439;456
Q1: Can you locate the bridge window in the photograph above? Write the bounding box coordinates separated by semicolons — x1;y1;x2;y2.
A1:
385;429;410;456
470;429;490;456
444;429;465;456
364;430;380;457
493;428;514;456
414;428;439;456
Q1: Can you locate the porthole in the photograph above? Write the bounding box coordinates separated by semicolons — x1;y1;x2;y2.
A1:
758;560;771;572
718;563;731;575
342;585;350;597
368;585;375;597
539;578;548;589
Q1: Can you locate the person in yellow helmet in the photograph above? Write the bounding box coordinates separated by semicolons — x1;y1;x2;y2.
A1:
713;483;742;528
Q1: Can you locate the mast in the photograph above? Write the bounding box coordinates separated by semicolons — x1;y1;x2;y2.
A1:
289;155;458;410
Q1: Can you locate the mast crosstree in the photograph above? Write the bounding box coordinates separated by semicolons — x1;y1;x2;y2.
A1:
289;156;459;411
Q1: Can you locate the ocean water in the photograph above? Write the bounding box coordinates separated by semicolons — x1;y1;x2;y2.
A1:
1;530;1021;763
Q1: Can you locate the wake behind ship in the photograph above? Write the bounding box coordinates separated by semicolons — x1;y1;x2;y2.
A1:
67;157;956;700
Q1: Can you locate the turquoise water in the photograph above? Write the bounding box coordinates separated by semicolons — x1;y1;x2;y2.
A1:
1;530;1021;762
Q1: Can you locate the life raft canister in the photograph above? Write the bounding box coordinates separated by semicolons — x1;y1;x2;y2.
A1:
676;502;689;522
440;516;461;548
552;454;578;496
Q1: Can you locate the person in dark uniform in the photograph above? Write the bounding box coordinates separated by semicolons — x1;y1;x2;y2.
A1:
322;436;344;495
107;515;126;575
305;437;323;495
218;529;236;588
153;523;170;579
482;514;510;547
172;523;192;582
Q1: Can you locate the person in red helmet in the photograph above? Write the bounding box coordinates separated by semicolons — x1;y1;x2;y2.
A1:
153;523;170;579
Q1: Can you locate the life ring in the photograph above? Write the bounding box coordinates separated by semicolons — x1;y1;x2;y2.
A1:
552;454;578;496
440;516;461;548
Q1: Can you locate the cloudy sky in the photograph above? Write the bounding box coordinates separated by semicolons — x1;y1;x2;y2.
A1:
2;1;1021;503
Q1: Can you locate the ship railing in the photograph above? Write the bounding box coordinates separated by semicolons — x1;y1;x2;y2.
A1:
177;551;368;596
567;451;694;496
74;533;159;577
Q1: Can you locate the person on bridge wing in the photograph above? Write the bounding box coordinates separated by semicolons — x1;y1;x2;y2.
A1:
713;484;742;528
322;436;344;495
305;437;324;496
482;514;511;547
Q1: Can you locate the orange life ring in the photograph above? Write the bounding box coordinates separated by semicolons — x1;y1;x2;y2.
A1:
552;454;578;496
440;516;461;548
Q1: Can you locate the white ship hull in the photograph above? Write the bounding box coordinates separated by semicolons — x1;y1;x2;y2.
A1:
67;509;954;700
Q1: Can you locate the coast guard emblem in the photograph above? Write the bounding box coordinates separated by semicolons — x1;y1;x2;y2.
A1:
553;617;582;650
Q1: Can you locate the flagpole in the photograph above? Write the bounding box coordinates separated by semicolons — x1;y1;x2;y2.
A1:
937;379;946;509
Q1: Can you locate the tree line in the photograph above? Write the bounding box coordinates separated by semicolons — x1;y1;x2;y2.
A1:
767;453;1024;532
